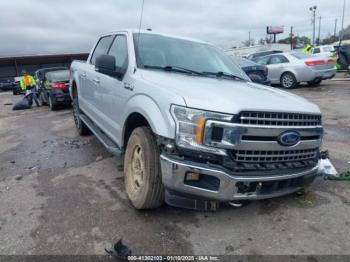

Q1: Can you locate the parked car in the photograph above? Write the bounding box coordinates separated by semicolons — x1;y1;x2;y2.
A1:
335;44;350;70
70;30;326;211
0;80;13;92
231;56;270;85
255;52;337;88
39;70;71;110
34;67;68;95
247;50;283;62
311;45;335;56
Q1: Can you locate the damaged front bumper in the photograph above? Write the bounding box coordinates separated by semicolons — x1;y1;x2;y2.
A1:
160;154;321;203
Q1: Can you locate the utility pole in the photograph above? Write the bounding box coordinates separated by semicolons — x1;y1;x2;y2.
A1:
290;26;294;50
334;18;338;41
340;0;346;45
248;31;251;46
317;16;322;45
309;6;317;46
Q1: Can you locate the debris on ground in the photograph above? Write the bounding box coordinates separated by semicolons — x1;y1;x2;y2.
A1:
295;187;318;206
105;239;132;261
12;96;32;111
325;171;350;181
96;156;103;162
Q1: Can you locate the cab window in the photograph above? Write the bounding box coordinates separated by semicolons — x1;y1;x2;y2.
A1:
256;56;270;66
90;35;114;65
108;35;129;69
313;48;321;54
269;55;289;65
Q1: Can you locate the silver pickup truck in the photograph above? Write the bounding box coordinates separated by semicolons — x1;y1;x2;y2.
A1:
70;29;324;211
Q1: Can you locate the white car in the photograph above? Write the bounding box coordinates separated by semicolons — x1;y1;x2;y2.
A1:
311;45;335;56
256;52;337;88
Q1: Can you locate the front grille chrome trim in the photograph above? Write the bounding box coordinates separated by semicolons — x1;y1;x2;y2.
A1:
239;112;322;126
234;149;318;163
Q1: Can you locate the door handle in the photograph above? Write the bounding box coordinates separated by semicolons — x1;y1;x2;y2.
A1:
93;78;100;84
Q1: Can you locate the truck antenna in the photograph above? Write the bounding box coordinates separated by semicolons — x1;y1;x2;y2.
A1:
137;0;145;44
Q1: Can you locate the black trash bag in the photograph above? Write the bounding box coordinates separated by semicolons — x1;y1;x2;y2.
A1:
13;95;32;111
105;239;132;261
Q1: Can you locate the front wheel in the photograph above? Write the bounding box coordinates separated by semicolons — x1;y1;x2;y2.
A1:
124;127;164;209
280;72;297;89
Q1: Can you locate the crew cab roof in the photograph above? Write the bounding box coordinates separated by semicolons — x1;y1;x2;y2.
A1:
100;29;209;45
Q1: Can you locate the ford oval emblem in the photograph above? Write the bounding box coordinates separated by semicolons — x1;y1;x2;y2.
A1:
278;131;300;146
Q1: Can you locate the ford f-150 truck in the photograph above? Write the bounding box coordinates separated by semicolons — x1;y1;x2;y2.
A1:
70;30;325;211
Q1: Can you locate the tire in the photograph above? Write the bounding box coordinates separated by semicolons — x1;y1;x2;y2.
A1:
124;127;164;209
48;96;57;111
308;79;322;87
247;73;263;84
72;96;90;136
280;72;297;89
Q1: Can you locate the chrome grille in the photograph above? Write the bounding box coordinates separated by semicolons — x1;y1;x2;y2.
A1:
239;112;322;126
233;149;318;163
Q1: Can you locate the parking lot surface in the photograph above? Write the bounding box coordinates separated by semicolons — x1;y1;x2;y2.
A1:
0;80;349;256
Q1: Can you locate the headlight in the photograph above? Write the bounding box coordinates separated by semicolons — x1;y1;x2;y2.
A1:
170;105;233;155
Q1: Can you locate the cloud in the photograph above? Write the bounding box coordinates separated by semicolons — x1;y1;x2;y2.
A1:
0;0;348;56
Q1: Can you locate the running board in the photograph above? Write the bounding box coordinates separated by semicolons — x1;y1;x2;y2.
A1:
79;114;123;156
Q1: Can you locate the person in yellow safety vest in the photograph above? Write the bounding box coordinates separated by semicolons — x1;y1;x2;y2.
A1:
304;44;312;54
20;70;40;107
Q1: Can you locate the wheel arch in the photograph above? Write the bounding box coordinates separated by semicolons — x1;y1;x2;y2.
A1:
121;95;175;149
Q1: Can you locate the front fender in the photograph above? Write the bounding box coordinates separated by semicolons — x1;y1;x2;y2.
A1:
121;94;177;144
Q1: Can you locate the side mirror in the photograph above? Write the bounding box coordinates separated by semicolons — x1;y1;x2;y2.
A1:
95;55;125;78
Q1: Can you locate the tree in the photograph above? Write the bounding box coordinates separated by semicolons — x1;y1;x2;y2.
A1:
278;36;311;46
242;39;255;47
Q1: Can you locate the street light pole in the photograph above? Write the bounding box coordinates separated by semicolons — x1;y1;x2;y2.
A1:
317;16;322;45
309;6;317;46
340;0;346;45
334;18;338;41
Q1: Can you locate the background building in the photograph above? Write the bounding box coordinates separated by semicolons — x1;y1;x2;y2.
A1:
0;53;89;82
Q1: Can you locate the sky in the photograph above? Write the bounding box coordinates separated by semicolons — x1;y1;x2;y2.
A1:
0;0;348;56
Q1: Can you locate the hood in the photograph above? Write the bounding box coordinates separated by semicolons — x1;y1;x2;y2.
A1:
140;70;321;115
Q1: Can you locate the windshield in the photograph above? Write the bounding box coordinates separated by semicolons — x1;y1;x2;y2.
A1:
133;33;249;81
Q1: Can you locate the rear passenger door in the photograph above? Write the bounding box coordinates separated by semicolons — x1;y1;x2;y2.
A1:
82;35;114;124
95;34;130;145
266;55;290;83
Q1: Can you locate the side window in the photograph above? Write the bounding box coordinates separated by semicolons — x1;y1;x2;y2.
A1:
256;56;270;66
312;48;320;54
90;36;114;65
270;55;289;65
108;35;128;69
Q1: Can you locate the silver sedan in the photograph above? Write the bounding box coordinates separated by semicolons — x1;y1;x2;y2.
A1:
255;52;337;88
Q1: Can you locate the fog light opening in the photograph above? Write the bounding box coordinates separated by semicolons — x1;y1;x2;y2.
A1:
185;172;200;181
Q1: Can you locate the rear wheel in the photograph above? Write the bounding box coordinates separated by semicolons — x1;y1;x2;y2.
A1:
124;127;164;209
72;95;90;136
247;73;264;84
280;72;297;89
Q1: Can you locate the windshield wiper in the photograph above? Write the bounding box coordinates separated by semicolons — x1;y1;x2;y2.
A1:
143;65;203;76
202;71;247;81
